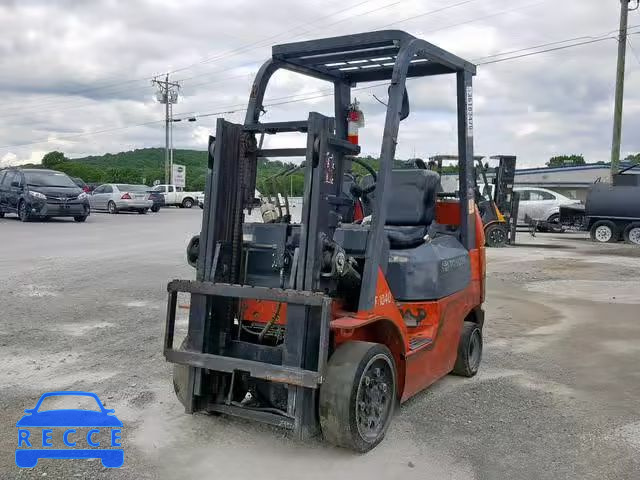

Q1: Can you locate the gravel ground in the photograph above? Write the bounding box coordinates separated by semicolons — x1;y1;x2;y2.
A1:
1;209;639;479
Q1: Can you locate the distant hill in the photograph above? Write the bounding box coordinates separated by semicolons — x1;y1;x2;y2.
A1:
36;147;414;195
45;147;309;193
69;147;208;190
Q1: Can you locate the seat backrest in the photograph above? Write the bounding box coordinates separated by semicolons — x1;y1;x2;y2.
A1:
385;169;441;226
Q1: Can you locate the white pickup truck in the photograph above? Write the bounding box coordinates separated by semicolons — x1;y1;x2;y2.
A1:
151;184;203;209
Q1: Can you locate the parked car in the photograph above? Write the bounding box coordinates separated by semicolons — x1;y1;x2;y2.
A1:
514;187;581;225
196;192;205;209
89;184;153;214
71;176;91;193
151;184;202;208
0;168;90;222
148;189;165;212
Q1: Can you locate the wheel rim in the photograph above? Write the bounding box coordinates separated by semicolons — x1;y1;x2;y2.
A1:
628;227;640;245
355;354;394;443
185;200;192;207
489;227;506;245
19;202;27;220
595;225;612;242
468;329;482;371
108;202;115;213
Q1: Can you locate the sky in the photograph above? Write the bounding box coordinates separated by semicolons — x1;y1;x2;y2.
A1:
0;0;639;169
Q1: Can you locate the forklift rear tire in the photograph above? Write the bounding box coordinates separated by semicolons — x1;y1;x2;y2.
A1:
319;341;396;453
452;321;482;377
484;223;508;248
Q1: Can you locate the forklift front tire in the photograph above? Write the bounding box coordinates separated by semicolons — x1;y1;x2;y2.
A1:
452;321;482;377
484;223;508;248
319;341;396;453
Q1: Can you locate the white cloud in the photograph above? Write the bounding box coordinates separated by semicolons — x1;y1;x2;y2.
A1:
0;0;638;170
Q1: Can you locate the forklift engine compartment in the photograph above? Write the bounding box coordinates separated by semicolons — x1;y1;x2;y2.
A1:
164;29;485;453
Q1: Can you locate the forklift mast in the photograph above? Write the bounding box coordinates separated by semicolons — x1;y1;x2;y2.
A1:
164;30;477;437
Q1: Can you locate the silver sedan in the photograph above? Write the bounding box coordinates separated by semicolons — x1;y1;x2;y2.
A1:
89;184;153;214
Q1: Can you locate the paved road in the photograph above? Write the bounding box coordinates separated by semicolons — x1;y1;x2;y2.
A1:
0;209;638;479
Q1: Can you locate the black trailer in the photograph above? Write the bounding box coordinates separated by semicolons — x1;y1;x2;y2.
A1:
560;168;640;245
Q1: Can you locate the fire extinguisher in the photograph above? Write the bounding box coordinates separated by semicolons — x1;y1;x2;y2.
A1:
347;99;365;145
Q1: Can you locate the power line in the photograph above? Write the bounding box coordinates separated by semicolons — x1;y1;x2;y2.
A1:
628;37;640;65
0;0;507;120
166;0;401;76
0;119;165;151
0;0;483;120
475;24;640;62
376;0;490;28
476;37;616;65
3;19;633;152
0;0;384;113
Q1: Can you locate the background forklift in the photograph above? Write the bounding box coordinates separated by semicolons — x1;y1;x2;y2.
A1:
164;30;486;452
429;154;519;247
475;155;519;247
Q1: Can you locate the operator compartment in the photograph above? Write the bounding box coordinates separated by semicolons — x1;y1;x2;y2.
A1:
335;169;470;301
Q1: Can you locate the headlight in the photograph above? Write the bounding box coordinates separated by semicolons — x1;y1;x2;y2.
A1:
77;192;88;200
29;191;46;200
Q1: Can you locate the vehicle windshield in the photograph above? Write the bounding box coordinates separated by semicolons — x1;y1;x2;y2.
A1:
36;394;103;412
24;170;78;188
116;184;148;192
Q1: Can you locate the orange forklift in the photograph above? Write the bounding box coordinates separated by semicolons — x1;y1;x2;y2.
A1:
164;30;486;452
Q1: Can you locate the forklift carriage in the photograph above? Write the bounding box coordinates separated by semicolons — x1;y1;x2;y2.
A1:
164;30;486;452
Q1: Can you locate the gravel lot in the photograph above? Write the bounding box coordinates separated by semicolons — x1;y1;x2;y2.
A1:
1;209;639;479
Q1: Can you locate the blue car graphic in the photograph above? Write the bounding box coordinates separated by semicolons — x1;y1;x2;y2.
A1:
16;391;123;468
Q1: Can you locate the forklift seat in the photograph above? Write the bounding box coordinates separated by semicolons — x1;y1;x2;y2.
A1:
362;169;441;249
384;169;440;226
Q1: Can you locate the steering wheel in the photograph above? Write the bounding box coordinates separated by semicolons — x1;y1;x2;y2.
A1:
350;157;377;201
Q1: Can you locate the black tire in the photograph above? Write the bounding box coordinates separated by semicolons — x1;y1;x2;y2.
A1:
151;205;160;213
590;220;618;243
172;338;190;407
74;216;87;223
622;222;640;245
0;211;5;218
182;197;194;209
484;223;508;248
452;321;483;377
18;200;30;222
319;341;396;453
107;201;118;214
137;208;147;214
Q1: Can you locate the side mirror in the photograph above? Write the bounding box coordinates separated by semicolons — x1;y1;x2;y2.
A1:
400;87;410;121
389;85;410;121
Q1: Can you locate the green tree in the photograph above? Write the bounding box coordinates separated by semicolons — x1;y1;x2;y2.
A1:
41;151;67;168
546;155;586;168
624;153;640;165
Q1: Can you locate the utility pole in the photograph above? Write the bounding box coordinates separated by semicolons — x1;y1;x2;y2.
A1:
611;0;638;181
152;75;180;184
